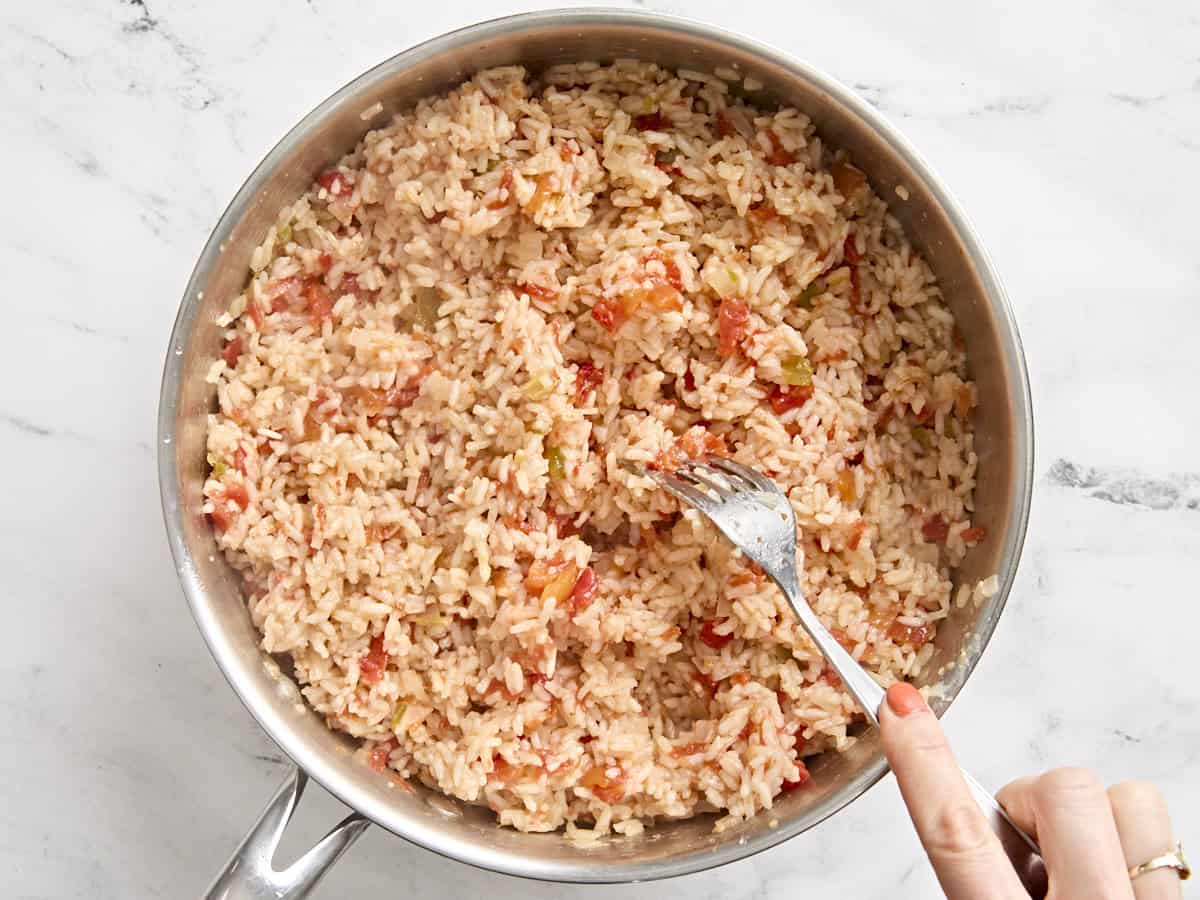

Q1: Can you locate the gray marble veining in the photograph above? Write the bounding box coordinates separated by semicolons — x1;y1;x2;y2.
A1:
4;1;1197;897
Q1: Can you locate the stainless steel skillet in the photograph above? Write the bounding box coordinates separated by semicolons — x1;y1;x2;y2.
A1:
157;9;1034;896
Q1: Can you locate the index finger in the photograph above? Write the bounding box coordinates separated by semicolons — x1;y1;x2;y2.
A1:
879;683;1028;900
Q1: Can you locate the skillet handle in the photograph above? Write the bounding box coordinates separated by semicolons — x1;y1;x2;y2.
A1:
204;767;369;900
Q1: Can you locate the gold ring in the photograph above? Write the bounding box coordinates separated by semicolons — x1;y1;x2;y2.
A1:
1129;843;1190;881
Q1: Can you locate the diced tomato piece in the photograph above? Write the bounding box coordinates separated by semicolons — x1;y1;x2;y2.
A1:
315;251;334;274
922;514;949;543
747;204;783;228
548;505;579;538
888;620;933;647
782;760;811;791
360;634;389;684
247;299;264;330
699;618;734;650
223;481;250;510
367;744;391;772
764;130;795;166
389;370;427;411
633;112;669;131
962;526;987;544
516;281;557;301
818;664;843;688
652;427;726;472
233;445;249;475
338;274;375;301
305;281;334;327
569;566;598;617
317;169;352;197
490;753;515;781
679;427;727;459
574;362;604;405
209;480;248;532
489;752;548;784
843;233;861;265
767;384;814;415
915;405;935;425
717;298;750;357
350;366;431;416
662;256;683;291
847;520;868;550
209;501;236;532
849;265;864;312
592;296;626;333
487;167;514;210
266;276;300;313
693;671;716;696
641;250;686;292
340;274;362;298
829;628;855;652
580;764;626;803
221;336;243;368
682;367;696;391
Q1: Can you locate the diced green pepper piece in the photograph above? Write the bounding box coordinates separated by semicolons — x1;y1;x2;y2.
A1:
522;375;555;401
207;453;228;479
390;703;407;729
912;426;933;450
781;355;813;387
545;445;566;480
796;280;823;309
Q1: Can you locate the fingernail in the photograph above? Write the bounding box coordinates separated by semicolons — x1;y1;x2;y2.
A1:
886;682;928;717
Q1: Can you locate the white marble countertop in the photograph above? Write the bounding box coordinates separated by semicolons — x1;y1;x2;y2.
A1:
5;1;1198;896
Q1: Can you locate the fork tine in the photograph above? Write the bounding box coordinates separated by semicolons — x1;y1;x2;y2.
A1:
707;457;780;495
645;469;719;512
696;458;759;493
675;460;737;498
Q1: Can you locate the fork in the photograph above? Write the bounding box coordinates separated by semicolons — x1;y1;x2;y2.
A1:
634;456;1048;895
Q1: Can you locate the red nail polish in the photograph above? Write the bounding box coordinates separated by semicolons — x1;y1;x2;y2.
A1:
886;682;928;717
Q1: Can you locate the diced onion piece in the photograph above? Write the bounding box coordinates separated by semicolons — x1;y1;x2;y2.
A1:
414;286;442;330
837;469;857;502
830;161;867;199
541;562;580;605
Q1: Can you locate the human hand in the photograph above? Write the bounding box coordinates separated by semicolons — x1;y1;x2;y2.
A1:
879;682;1184;899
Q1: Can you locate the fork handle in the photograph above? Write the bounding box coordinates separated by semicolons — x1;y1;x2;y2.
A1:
786;593;887;726
784;585;1047;895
